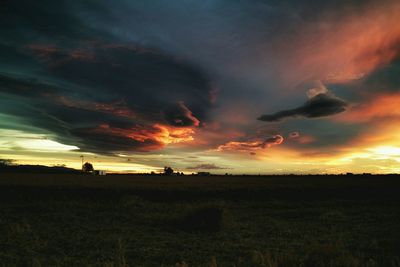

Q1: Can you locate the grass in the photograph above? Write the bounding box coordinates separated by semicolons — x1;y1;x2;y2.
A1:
0;174;399;266
172;203;229;233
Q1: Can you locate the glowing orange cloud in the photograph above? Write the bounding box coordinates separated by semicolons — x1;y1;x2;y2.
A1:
279;1;400;85
97;123;195;148
217;141;266;152
150;124;195;145
337;93;400;123
49;95;199;150
217;135;284;153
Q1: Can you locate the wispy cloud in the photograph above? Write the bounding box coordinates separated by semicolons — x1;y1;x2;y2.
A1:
186;163;230;170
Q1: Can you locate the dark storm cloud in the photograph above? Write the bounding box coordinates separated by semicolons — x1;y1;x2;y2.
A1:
0;0;111;43
0;0;215;156
69;127;163;154
0;73;62;98
258;94;348;122
31;44;212;122
163;102;200;127
1;0;397;158
0;43;213;153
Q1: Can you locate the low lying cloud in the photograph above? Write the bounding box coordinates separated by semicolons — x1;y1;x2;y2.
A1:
217;135;283;153
186;163;229;170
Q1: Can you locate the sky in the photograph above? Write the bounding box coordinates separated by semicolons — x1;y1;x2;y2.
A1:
1;0;400;174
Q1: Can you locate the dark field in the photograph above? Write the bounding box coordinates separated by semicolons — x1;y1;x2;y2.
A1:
0;174;399;267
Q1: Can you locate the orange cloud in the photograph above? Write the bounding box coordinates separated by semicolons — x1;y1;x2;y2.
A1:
97;123;195;147
151;124;195;145
337;93;400;123
217;135;284;153
279;1;400;85
189;122;245;149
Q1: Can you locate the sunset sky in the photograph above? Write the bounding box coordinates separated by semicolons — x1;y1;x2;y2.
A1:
1;0;400;174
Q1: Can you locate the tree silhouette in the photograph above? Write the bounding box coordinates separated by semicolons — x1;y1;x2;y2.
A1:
0;159;14;166
82;162;94;173
164;166;174;176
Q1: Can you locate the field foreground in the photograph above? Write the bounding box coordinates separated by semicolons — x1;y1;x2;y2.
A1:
0;173;399;267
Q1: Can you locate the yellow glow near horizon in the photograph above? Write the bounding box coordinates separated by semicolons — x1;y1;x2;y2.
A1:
325;144;400;174
2;128;400;174
15;139;79;151
0;129;79;152
367;146;400;157
1;150;161;173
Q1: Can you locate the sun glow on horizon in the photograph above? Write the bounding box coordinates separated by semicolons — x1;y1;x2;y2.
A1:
15;139;79;152
368;146;400;157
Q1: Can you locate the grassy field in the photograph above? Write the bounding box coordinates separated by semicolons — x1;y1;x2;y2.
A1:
0;173;399;267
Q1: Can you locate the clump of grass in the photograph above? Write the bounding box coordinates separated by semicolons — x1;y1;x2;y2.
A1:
319;210;347;221
5;222;48;267
236;250;299;267
230;241;385;267
101;239;129;267
303;241;361;267
391;257;400;267
115;239;128;267
8;221;32;236
175;256;217;267
175;261;189;267
120;195;144;208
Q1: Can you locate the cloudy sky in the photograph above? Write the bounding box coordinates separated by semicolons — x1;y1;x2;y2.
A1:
1;0;400;174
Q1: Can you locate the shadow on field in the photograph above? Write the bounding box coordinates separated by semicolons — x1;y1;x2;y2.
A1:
172;205;226;233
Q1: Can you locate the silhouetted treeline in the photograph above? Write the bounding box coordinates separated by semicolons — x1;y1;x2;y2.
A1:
0;164;81;174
